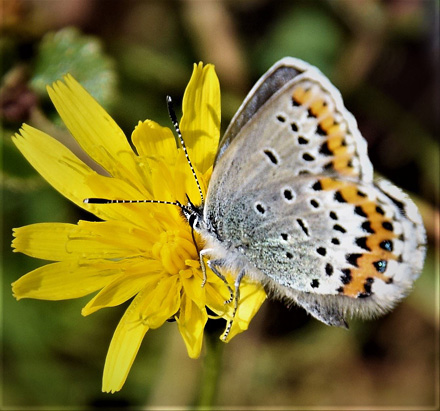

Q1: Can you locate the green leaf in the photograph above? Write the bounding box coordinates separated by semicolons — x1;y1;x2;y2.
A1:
30;27;117;109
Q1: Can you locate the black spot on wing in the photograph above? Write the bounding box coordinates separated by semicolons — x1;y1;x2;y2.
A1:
316;124;326;136
334;191;346;203
329;211;338;220
296;219;309;236
382;222;394;231
333;224;346;233
358;278;374;298
361;221;375;234
276;115;286;123
340;269;352;284
380;240;393;252
302;153;315;162
373;260;387;273
355;237;371;251
354;206;367;217
346;253;362;267
312;181;322;191
263;149;278;165
376;206;385;215
325;263;334;276
255;203;266;214
316;247;327;256
283;189;294;201
319;142;332;156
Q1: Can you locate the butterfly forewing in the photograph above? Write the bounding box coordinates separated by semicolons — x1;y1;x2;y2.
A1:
216;57;373;182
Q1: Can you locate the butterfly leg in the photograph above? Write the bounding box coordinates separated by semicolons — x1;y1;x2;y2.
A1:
221;268;246;341
207;259;234;304
199;248;213;288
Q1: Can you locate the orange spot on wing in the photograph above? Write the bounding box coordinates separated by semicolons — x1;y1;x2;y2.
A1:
342;255;392;298
319;117;334;131
328;124;341;135
317;178;398;298
333;146;348;157
310;99;328;117
292;87;305;103
332;156;353;173
320;177;345;190
327;137;345;151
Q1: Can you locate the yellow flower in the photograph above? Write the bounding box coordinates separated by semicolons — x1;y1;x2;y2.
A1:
11;63;266;393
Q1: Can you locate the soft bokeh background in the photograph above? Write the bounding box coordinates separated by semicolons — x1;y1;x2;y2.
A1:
1;0;438;408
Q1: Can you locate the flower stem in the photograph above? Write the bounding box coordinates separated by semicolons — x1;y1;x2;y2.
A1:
195;321;225;409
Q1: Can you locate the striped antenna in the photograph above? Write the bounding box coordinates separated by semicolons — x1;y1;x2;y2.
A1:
166;95;204;204
83;198;184;208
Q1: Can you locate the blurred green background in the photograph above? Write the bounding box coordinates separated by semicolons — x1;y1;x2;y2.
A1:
1;0;438;408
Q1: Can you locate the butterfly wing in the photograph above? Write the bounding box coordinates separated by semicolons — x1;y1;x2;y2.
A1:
206;171;425;326
204;58;426;326
216;57;373;183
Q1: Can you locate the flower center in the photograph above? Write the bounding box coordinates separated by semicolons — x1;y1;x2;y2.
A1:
152;229;198;275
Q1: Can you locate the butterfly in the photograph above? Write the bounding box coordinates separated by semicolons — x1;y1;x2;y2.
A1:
88;58;427;338
185;57;426;336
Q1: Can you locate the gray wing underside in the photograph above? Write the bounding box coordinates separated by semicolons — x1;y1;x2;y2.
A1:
205;172;425;327
216;57;373;183
217;58;303;160
205;58;425;327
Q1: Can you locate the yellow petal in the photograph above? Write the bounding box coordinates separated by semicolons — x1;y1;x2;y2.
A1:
102;276;181;392
180;63;220;174
12;260;123;300
180;273;206;309
132;120;177;159
173;149;207;207
13;223;78;261
47;75;141;184
176;293;207;359
82;265;163;315
12;221;156;261
12;125;149;225
205;273;236;317
102;288;151;393
149;157;183;222
223;279;267;342
141;275;182;329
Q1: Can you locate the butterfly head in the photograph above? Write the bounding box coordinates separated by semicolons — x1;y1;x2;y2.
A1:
180;194;205;232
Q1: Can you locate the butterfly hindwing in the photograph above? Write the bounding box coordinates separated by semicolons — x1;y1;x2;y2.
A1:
206;172;425;324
